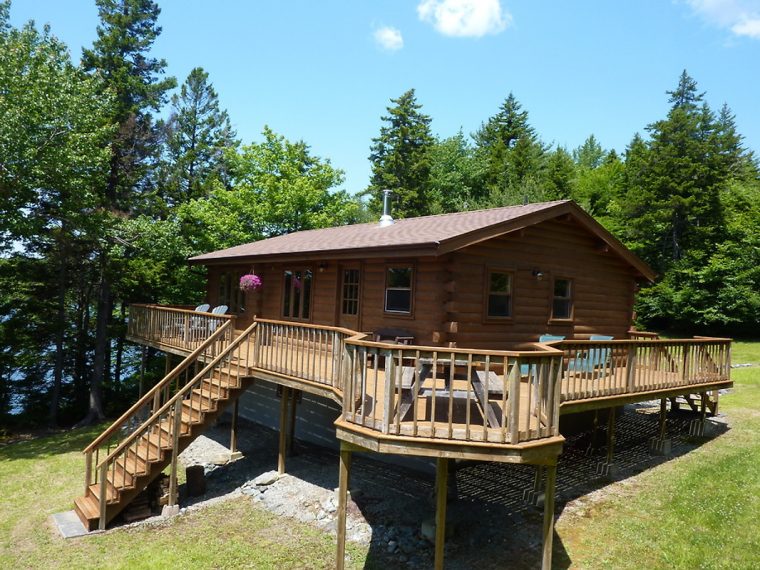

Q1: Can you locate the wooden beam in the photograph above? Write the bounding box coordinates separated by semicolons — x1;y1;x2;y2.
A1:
336;444;352;570
230;398;239;455
278;386;290;475
658;398;667;440
434;457;449;570
606;407;616;464
287;389;298;455
541;464;558;570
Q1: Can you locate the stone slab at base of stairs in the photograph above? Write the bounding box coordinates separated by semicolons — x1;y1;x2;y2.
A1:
51;510;89;538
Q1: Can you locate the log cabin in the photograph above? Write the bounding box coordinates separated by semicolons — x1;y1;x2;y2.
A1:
75;199;732;570
191;199;654;346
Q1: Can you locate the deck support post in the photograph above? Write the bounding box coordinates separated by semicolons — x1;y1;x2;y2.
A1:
689;391;710;437
278;386;290;474
606;407;616;464
541;463;557;570
229;398;241;460
585;409;601;455
596;407;616;476
287;389;298;456
650;398;672;454
336;443;352;570
523;465;544;505
434;456;449;570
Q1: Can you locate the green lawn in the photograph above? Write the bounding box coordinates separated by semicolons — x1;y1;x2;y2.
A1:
2;342;758;569
0;425;369;570
557;341;760;569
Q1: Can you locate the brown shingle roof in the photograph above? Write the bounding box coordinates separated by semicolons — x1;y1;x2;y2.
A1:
188;200;655;280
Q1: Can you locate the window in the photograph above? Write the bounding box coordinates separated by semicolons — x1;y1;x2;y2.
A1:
282;268;313;320
218;271;245;313
341;269;360;315
552;278;573;320
384;266;413;314
486;271;513;318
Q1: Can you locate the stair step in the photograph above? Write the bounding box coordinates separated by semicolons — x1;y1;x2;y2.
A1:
108;463;136;490
89;481;120;505
75;493;99;519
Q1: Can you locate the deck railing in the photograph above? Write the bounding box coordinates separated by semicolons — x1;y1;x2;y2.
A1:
250;319;357;395
557;337;731;403
127;303;235;353
341;340;564;445
122;305;732;446
82;318;236;520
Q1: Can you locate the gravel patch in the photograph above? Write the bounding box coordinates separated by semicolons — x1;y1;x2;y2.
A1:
116;401;729;568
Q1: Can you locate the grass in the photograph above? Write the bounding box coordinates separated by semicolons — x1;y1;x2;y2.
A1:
0;425;369;569
557;341;760;569
2;342;758;569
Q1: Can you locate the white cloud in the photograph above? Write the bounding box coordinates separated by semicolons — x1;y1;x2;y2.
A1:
685;0;760;39
374;26;404;51
417;0;511;38
732;16;760;37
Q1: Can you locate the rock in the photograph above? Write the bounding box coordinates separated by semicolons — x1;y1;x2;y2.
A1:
387;540;398;553
161;504;180;518
253;470;279;486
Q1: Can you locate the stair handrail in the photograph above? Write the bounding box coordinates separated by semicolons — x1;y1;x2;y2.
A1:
95;320;259;471
83;318;235;454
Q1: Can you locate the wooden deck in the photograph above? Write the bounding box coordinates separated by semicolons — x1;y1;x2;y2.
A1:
125;306;732;450
72;304;733;570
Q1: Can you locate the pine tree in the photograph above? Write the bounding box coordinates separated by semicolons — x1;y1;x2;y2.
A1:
473;92;546;197
159;67;238;208
573;134;605;169
79;0;175;423
367;89;434;218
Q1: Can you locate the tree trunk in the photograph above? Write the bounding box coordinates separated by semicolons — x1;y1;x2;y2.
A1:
48;255;67;427
113;302;126;400
78;257;110;425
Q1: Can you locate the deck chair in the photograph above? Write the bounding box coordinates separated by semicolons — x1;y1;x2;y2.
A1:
194;303;210;313
211;305;228;315
189;305;229;340
566;334;614;373
521;335;566;376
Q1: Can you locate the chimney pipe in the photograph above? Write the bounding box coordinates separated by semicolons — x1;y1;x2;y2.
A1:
379;189;394;227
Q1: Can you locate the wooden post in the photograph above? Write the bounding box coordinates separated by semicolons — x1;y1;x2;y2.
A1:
84;450;93;496
434;456;449;570
658;398;668;440
169;403;182;507
336;444;352;570
230;398;239;456
533;465;544;494
287;389;298;456
138;346;147;398
606;407;616;465
98;462;107;531
278;386;290;474
541;463;558;570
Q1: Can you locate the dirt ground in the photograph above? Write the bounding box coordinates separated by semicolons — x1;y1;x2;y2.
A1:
121;401;725;569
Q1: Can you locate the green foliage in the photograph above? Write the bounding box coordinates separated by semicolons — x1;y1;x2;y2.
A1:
473;92;547;201
179;127;361;253
158;67;238;209
367;89;435;217
427;131;483;213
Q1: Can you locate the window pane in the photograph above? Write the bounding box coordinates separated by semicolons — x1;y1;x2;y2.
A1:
488;294;511;317
342;269;359;316
554;279;570;298
553;299;571;319
385;290;411;313
490;272;510;293
283;271;292;316
387;267;411;288
301;270;312;318
292;271;302;317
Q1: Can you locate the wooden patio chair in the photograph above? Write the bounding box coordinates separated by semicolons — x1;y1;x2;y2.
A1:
566;334;614;373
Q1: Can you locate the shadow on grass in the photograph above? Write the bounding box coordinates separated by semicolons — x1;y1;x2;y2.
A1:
109;400;724;569
0;423;107;461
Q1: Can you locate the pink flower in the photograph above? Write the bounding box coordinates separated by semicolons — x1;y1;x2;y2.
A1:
239;273;262;292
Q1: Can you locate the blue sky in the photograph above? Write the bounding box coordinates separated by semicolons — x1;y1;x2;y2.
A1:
9;0;760;194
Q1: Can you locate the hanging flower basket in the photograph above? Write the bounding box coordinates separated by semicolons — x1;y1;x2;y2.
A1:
239;273;263;292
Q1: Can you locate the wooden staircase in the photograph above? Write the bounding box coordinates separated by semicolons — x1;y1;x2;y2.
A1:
74;320;258;531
